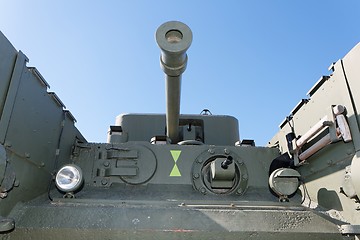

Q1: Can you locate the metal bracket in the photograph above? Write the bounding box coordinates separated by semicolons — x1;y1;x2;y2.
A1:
0;163;16;199
340;224;360;235
0;216;15;233
0;144;6;184
293;105;352;166
28;67;50;89
0;144;16;198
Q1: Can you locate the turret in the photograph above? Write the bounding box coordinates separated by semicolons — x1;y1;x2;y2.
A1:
155;21;192;143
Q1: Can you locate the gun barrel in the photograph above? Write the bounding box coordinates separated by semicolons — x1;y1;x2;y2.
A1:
156;21;192;143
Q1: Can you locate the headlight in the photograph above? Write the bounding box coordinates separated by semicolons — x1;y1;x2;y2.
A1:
55;164;83;192
269;168;300;200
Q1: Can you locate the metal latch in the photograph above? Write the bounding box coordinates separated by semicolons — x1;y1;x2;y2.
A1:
210;157;235;189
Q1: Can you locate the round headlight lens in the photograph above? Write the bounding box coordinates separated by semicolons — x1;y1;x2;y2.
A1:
55;164;83;192
269;168;300;198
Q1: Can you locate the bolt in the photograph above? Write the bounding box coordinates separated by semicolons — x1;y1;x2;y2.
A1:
25;153;30;158
236;189;243;195
230;203;235;207
200;187;206;194
180;202;186;206
193;173;200;179
103;161;110;167
197;159;203;163
40;162;45;167
208;149;214;154
224;149;230;155
101;178;108;185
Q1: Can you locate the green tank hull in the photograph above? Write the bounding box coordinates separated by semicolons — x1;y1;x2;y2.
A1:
1;21;359;239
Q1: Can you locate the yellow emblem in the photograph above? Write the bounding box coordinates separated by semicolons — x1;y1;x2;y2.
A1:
170;150;181;176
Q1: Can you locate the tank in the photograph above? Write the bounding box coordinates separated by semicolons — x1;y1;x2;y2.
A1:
0;21;359;239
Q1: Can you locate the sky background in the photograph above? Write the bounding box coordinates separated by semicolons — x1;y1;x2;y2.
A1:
0;1;359;146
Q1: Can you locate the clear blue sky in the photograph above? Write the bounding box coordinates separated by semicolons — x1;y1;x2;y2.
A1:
1;1;359;146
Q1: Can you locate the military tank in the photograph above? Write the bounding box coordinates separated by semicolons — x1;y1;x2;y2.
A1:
0;21;359;239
